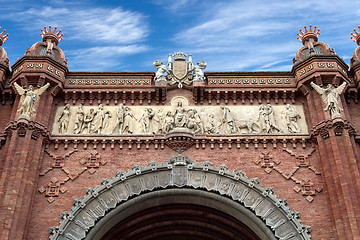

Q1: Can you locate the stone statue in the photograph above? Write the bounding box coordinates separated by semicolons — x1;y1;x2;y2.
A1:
122;107;136;134
13;82;50;118
111;104;125;134
193;61;207;82
310;81;347;118
58;104;70;133
153;60;168;82
74;104;84;134
173;101;187;128
285;104;301;133
82;108;95;134
91;104;105;134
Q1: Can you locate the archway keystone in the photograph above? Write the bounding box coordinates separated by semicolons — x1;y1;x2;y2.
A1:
49;155;312;240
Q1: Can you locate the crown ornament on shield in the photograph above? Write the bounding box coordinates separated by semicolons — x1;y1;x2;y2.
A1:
173;52;187;60
40;25;63;46
297;25;320;45
351;26;360;46
153;52;206;88
0;27;9;46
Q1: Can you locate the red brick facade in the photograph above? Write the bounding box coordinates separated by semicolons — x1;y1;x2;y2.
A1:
0;25;360;239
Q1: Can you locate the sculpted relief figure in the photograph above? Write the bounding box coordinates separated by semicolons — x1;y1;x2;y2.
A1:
139;108;155;133
258;104;281;133
111;104;125;134
187;109;200;133
198;109;208;134
164;111;175;133
123;107;136;134
219;106;237;134
74;104;84;134
153;109;165;134
58;104;70;133
103;110;112;133
91;104;105;134
174;101;187;128
13;82;50;118
285;104;301;133
310;81;347;118
205;114;217;134
82;108;95;134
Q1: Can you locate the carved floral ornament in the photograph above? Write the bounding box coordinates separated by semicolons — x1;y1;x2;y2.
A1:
49;155;312;240
52;97;308;136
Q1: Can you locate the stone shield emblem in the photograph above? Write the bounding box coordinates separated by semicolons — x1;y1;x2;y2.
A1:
172;60;188;80
172;166;188;187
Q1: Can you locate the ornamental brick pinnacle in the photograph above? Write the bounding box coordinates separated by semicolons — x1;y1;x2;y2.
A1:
40;25;63;46
351;26;360;46
297;25;320;45
0;27;9;46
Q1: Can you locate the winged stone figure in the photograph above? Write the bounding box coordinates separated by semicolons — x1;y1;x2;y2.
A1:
310;81;347;118
13;82;50;118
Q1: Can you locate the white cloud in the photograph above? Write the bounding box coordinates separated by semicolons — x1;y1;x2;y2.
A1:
10;6;148;44
172;0;360;71
65;45;149;71
0;4;149;70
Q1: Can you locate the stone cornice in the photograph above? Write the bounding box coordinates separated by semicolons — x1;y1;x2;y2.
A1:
292;55;349;73
11;55;69;74
47;134;312;151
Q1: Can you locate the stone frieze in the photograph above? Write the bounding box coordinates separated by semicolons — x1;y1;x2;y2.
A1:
52;97;308;136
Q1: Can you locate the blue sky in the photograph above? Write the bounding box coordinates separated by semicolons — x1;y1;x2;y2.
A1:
0;0;359;72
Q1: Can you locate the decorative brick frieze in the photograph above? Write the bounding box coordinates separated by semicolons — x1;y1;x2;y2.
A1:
253;152;280;173
253;148;322;202
39;150;106;203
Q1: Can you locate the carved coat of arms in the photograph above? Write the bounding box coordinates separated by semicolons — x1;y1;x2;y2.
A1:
153;52;206;88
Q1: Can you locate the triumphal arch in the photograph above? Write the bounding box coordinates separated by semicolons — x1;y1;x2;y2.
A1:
1;25;360;239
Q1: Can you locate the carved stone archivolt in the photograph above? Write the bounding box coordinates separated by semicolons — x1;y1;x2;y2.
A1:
52;97;308;136
49;155;312;240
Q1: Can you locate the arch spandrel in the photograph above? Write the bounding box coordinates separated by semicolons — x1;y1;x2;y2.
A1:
49;155;312;240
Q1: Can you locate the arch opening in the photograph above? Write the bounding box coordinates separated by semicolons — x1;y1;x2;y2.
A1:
100;203;260;240
88;188;271;240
